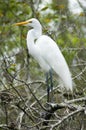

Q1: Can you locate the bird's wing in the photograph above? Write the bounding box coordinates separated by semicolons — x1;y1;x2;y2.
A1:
36;35;72;90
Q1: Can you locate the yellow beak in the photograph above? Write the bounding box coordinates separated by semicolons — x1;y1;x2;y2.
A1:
15;20;31;26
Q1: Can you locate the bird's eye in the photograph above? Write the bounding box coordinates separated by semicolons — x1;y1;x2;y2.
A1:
28;20;32;23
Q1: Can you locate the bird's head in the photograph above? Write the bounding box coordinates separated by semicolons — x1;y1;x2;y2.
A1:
15;18;41;29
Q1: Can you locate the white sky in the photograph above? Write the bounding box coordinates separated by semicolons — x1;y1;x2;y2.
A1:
79;0;86;8
68;0;86;14
40;0;86;15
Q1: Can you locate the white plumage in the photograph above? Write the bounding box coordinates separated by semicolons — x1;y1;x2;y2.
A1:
15;18;72;91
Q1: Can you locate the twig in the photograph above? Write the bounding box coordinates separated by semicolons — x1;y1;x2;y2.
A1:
30;85;60;107
50;107;85;130
6;71;48;112
65;97;86;104
73;66;86;80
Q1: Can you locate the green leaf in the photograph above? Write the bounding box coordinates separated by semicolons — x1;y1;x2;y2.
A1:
41;6;48;11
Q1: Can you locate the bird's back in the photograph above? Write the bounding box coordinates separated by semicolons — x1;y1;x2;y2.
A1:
36;35;72;90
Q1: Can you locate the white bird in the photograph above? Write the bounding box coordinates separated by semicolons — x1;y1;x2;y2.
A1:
15;18;72;101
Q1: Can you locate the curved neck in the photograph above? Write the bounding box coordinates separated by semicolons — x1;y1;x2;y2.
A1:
32;25;42;39
26;27;42;55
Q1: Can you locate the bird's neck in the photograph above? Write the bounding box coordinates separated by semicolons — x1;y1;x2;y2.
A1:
26;28;42;54
27;27;42;40
33;27;42;39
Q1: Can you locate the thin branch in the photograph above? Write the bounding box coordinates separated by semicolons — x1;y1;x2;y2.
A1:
50;107;85;130
65;96;86;104
30;85;60;107
73;66;86;80
6;71;48;112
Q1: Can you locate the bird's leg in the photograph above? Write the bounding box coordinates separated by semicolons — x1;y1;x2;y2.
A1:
49;69;53;102
46;72;50;102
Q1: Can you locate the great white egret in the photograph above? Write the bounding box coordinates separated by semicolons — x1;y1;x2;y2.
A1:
15;18;72;101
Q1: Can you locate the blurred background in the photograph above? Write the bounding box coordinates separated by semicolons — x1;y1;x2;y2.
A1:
0;0;86;130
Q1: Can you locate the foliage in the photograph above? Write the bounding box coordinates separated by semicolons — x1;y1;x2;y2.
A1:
0;0;86;130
